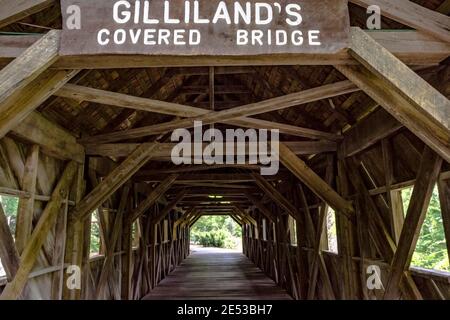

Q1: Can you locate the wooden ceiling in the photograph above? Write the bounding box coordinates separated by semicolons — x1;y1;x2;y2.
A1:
0;0;446;141
0;0;449;215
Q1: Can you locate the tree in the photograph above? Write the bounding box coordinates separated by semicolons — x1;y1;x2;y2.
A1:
402;186;450;271
0;195;19;235
191;215;242;249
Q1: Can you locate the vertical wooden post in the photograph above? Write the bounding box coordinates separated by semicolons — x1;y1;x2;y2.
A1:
438;177;450;264
80;215;93;299
335;158;358;299
384;147;443;299
15;144;39;254
382;139;404;243
51;197;69;300
63;163;85;300
121;212;133;300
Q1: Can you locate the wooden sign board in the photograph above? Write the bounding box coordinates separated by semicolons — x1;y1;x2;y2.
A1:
60;0;350;56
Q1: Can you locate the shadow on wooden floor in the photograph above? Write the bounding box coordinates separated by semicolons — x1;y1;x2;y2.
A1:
142;247;292;300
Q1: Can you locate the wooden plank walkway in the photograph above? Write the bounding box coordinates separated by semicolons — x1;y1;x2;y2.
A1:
143;247;292;300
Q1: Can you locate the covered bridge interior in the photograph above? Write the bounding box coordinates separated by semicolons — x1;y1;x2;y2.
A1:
0;0;450;300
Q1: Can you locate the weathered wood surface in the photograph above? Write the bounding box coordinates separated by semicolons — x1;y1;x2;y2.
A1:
0;30;67;139
79;80;355;144
384;147;443;299
0;161;78;300
336;64;450;163
11;111;85;163
350;0;450;43
0;0;54;28
1;31;449;68
70;143;159;221
341;108;402;158
85;141;337;158
142;247;292;300
279;143;354;217
60;0;349;56
349;28;450;133
0;69;78;140
15;145;39;254
130;174;179;222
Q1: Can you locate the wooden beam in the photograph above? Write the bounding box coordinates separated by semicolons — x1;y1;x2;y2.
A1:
251;173;299;219
85;141;337;158
131;164;261;175
279;143;354;217
0;68;79;140
15;145;39;254
337;28;450;162
138;173;286;183
95;184;130;299
178;207;198;228
230;118;342;140
0;199;20;281
350;28;449;130
0;0;54;28
130;174;178;222
244;191;275;222
0;161;78;300
1;31;449;67
349;0;450;43
0;30;75;139
229;213;243;226
189;215;202;228
121;215;132;300
384;147;443;299
341;108;402;158
382;139;405;243
233;206;257;227
182;85;249;95
0;28;56;111
153;189;187;224
11;111;85;163
70;143;160;221
438;177;450;277
336;65;450;163
63;163;84;300
307;155;334;299
72;81;353;144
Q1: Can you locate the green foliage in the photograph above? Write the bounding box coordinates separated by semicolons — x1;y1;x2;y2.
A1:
191;216;241;249
401;186;449;272
0;195;19;235
90;212;101;255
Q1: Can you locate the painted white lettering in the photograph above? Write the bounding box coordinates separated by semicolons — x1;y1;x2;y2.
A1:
130;29;142;44
113;1;131;24
237;30;248;45
164;1;181;24
174;29;186;45
252;30;264;46
285;4;302;26
190;30;201;45
143;29;156;45
194;1;210;24
255;3;273;25
234;2;251;25
97;29;110;45
114;29;127;44
158;29;171;45
308;30;321;45
213;1;232;24
143;0;159;24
